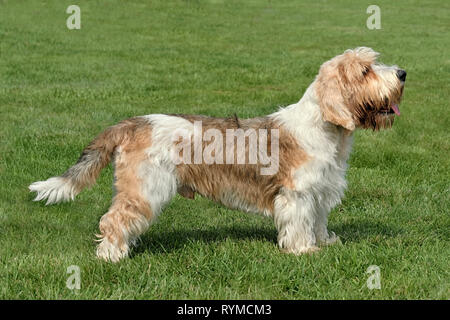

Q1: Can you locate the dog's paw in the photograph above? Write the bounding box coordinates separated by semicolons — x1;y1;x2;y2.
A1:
323;231;341;246
96;238;129;263
281;246;321;255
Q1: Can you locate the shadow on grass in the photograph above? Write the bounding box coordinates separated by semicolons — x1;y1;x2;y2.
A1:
131;220;402;256
331;220;403;244
131;225;278;256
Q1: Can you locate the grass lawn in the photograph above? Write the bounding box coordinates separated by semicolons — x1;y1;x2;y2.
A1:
0;0;448;299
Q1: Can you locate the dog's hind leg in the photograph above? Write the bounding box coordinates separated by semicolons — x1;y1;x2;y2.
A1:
96;160;178;262
96;189;153;263
95;124;177;262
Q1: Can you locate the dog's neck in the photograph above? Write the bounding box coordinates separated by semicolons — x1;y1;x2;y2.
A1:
271;82;354;167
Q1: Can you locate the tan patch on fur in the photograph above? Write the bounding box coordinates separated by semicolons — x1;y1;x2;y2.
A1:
174;115;308;214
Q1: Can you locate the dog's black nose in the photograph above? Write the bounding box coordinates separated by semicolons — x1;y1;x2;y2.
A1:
396;69;407;81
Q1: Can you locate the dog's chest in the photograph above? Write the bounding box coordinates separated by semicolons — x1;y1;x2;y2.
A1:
291;127;353;205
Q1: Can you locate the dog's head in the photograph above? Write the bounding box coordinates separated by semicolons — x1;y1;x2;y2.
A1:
315;47;406;131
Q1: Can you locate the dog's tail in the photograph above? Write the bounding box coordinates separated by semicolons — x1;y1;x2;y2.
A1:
29;117;147;205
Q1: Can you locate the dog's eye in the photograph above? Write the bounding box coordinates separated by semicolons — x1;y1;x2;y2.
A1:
362;67;369;76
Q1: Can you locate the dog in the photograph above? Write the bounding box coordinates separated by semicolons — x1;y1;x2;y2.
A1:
29;47;406;262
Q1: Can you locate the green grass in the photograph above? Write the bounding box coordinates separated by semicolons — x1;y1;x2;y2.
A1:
0;0;449;299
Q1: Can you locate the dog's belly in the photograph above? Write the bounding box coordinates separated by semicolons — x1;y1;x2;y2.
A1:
177;185;268;215
175;163;281;217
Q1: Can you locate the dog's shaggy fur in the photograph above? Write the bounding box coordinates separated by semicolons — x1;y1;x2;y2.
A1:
29;47;406;262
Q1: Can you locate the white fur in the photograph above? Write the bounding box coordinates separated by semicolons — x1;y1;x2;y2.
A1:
372;63;401;98
28;177;77;205
96;237;129;263
139;114;192;216
138;161;178;217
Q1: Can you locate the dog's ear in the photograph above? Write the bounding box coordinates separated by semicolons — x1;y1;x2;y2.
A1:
316;91;355;131
315;64;356;131
315;47;379;131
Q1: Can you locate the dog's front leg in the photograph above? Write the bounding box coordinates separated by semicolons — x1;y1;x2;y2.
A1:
314;205;340;246
274;191;320;255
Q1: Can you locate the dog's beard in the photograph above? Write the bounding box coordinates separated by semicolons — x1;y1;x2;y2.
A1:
355;96;401;130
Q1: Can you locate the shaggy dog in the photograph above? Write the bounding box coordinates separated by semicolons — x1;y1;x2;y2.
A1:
29;47;406;262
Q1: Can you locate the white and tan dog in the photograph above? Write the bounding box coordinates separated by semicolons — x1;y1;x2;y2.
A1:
29;47;406;262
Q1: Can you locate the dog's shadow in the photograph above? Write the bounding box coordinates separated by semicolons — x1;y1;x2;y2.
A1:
131;225;278;256
130;220;402;256
331;220;403;243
